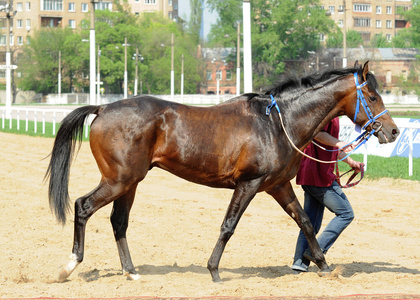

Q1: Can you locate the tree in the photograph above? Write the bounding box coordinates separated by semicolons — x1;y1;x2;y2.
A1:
17;28;84;94
17;7;203;95
188;0;203;45
392;0;420;48
207;0;337;90
371;33;391;48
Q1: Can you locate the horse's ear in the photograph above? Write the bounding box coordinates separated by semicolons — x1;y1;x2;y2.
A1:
362;61;370;81
354;60;361;68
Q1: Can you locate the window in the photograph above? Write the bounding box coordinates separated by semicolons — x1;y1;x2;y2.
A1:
338;5;344;13
206;70;211;81
216;69;222;80
95;2;112;10
386;6;392;14
376;6;381;14
69;19;75;28
354;18;371;27
226;70;232;81
319;33;325;41
376;20;381;28
386;34;391;41
43;0;63;11
144;0;156;4
26;2;31;11
26;19;31;29
386;71;392;84
17;19;23;28
69;3;75;11
168;0;172;5
328;6;335;14
402;70;407;81
17;36;23;45
386;20;392;28
338;19;343;27
17;2;23;11
354;4;371;12
81;3;88;12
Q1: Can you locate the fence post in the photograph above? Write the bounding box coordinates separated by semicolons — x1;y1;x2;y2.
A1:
34;111;37;134
408;129;413;176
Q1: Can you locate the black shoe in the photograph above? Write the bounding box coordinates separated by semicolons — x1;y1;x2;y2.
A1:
303;249;316;264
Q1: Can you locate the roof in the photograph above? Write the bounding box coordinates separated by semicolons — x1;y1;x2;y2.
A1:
327;47;420;61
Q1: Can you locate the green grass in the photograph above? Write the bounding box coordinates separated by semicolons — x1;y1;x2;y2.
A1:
1;119;419;181
337;154;420;181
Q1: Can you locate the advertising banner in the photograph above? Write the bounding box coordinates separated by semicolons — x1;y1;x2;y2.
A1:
339;118;420;158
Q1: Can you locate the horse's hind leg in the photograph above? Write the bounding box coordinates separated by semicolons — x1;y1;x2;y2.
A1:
207;178;263;283
110;184;140;280
267;182;331;274
58;181;131;282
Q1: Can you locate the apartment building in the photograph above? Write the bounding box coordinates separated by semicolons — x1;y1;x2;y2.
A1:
0;0;177;60
321;0;412;43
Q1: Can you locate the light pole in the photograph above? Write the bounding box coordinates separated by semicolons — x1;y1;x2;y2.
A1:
342;0;347;68
134;47;138;96
89;0;96;105
1;3;16;119
58;51;61;99
97;44;101;104
243;0;252;93
181;54;184;102
170;33;174;101
236;21;241;96
123;37;129;99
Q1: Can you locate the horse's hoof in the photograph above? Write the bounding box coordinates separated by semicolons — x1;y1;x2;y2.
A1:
317;267;332;277
123;270;141;280
57;266;70;282
128;273;141;280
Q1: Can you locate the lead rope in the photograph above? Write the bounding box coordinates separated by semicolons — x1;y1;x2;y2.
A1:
267;95;352;164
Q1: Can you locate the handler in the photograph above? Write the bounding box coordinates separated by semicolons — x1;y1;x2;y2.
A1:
292;117;364;272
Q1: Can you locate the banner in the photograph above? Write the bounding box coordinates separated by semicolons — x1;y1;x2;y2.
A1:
339;118;420;158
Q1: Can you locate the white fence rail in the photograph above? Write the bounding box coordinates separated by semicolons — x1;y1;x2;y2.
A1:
1;106;419;177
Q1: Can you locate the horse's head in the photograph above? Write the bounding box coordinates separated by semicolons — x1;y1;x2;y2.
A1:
343;61;399;144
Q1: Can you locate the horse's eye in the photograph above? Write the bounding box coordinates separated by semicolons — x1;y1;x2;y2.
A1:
369;96;377;102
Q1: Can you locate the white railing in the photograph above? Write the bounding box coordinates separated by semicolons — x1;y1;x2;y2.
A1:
1;107;73;135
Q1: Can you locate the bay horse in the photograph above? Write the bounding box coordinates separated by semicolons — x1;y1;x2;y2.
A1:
46;61;399;283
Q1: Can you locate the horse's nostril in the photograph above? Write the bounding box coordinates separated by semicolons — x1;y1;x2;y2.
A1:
392;128;400;136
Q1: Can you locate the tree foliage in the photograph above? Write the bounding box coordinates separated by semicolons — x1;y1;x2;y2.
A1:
392;0;420;48
17;7;202;95
207;0;337;90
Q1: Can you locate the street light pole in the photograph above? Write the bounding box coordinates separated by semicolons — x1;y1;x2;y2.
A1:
171;33;174;101
343;0;347;68
5;5;11;118
97;44;100;105
58;51;61;99
243;0;252;93
236;21;241;96
89;0;96;105
134;47;138;96
181;54;184;102
124;36;128;99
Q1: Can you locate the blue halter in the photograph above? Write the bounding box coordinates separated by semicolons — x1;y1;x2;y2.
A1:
353;72;388;132
265;72;389;163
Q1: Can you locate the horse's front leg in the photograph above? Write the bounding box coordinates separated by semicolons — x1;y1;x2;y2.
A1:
110;184;140;280
207;178;264;283
267;182;331;274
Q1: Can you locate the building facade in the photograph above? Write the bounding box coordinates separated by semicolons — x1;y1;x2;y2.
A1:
321;0;412;43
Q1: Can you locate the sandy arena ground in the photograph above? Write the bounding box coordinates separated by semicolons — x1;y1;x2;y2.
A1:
0;132;419;299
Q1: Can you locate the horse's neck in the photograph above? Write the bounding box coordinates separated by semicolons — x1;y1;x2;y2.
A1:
284;79;349;149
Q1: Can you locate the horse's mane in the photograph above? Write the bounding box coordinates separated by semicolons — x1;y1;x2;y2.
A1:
264;67;378;97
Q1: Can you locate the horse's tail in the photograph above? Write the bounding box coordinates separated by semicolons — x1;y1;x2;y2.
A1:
45;105;101;225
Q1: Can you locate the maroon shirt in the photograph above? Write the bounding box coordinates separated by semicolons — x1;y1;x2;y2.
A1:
296;118;340;187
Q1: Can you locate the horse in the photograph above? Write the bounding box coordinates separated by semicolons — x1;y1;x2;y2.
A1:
46;61;399;283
